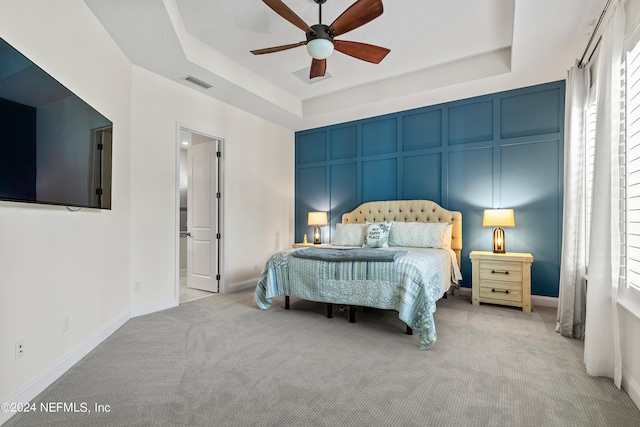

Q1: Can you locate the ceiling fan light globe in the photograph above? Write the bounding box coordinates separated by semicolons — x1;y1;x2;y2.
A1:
306;38;334;59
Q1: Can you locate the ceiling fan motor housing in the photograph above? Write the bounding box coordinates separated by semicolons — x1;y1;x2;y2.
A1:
306;24;333;43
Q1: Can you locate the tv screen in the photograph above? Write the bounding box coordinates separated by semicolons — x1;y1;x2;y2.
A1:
0;37;112;209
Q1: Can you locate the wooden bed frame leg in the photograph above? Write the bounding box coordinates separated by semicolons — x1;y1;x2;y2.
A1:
327;303;333;318
443;291;448;299
285;295;290;310
349;305;356;323
406;325;413;335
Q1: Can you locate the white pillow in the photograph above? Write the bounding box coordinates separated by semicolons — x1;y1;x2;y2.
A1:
388;222;449;248
442;223;453;248
334;223;368;246
363;222;392;248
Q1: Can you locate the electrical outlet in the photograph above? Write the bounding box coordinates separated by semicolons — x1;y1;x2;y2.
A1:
15;339;24;360
134;281;142;292
62;314;70;332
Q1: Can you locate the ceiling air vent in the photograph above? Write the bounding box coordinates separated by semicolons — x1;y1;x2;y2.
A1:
182;75;213;89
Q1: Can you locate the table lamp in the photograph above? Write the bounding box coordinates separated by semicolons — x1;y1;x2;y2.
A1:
308;212;328;244
482;209;515;253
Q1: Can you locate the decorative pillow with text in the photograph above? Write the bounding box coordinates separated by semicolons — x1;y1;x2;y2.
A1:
363;222;392;248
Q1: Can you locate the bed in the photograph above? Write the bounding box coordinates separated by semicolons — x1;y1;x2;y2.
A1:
254;200;462;349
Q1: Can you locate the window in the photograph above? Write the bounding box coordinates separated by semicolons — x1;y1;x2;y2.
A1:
622;36;640;307
585;91;597;264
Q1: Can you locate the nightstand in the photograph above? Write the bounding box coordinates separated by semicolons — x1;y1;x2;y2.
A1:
469;251;534;312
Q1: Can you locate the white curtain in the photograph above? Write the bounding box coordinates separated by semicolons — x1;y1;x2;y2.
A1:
556;61;588;339
584;0;624;388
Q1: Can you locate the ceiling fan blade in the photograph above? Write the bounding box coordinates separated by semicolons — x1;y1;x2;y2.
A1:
310;58;327;79
251;41;306;55
333;40;390;64
262;0;315;34
328;0;383;38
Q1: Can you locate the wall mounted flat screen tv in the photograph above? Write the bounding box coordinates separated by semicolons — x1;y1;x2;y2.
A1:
0;37;112;209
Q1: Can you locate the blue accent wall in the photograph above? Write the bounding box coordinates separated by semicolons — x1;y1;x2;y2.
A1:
295;81;565;297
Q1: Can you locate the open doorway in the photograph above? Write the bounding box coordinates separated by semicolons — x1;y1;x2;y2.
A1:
176;125;223;303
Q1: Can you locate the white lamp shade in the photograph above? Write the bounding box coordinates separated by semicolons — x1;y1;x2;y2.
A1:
308;211;328;226
482;209;515;227
306;39;334;60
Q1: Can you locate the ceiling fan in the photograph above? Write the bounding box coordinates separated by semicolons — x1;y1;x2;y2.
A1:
250;0;390;79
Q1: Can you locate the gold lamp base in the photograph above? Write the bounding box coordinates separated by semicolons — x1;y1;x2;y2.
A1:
493;227;505;253
314;225;321;244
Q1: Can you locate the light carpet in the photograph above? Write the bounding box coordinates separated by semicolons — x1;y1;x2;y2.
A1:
4;290;640;427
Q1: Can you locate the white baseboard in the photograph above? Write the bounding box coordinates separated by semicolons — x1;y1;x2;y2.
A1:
456;287;558;308
130;298;178;318
456;287;471;297
623;368;640;411
0;309;130;426
224;277;258;293
531;295;559;308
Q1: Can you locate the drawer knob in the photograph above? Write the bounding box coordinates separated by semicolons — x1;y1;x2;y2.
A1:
491;270;509;275
491;288;510;294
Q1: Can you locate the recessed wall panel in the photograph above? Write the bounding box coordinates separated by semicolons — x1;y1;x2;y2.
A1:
296;166;326;242
331;162;357;238
403;154;441;202
362;118;397;156
448;147;494;285
447;148;494;210
297;131;326;164
330;126;357;160
402;110;441;151
362;158;396;202
501;89;560;139
448;101;493;145
501;140;561;296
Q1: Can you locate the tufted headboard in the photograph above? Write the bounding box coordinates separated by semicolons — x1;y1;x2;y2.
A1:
341;200;462;265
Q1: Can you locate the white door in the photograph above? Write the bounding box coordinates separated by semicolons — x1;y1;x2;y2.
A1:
187;140;219;292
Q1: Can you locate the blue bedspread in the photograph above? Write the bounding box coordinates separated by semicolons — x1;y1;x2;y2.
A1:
254;247;459;350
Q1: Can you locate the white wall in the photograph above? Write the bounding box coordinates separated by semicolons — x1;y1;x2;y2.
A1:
128;65;294;305
0;0;132;406
0;0;295;418
620;309;640;406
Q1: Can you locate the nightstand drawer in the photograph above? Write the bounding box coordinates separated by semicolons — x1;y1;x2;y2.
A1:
470;251;533;312
479;261;523;283
479;282;523;303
